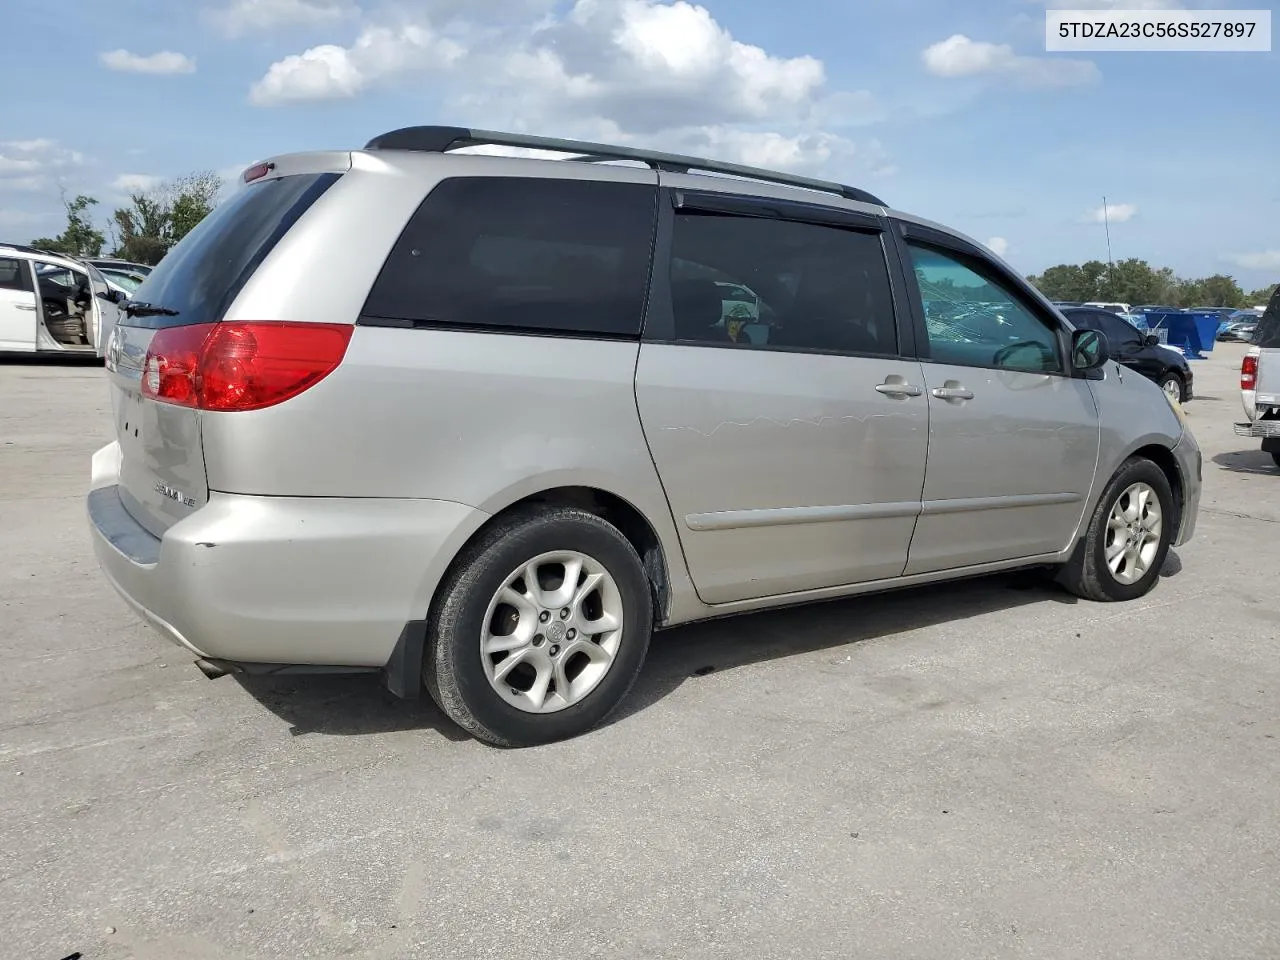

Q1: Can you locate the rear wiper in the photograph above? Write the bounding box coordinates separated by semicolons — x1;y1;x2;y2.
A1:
123;299;179;318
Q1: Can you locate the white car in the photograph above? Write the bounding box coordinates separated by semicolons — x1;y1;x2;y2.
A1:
0;244;125;358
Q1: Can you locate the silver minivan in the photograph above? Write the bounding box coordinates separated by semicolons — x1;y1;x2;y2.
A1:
87;126;1202;746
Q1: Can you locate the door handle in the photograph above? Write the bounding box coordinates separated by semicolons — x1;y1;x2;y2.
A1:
15;304;35;311
931;386;974;401
875;382;923;398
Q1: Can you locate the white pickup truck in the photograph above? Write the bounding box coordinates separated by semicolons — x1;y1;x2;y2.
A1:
1235;290;1280;469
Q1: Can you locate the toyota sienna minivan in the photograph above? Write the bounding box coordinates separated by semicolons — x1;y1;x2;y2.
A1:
88;126;1201;746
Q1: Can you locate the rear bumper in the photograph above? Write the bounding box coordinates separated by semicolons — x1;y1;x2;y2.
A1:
87;443;487;669
1234;419;1280;439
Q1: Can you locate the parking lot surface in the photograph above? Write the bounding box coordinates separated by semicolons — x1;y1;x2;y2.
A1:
2;345;1278;960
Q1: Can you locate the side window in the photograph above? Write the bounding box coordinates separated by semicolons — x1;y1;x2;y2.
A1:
1099;312;1143;349
35;263;87;294
362;177;657;338
668;212;897;356
0;257;31;293
907;244;1063;373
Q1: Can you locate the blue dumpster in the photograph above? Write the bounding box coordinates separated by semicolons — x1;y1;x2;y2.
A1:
1142;312;1217;358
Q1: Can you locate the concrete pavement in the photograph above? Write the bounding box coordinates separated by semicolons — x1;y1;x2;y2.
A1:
1;345;1277;960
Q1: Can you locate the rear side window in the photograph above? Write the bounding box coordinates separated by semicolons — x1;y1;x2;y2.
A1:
667;212;897;356
0;257;31;292
361;177;658;338
134;172;339;328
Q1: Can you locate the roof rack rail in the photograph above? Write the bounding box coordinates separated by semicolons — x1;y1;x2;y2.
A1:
0;242;70;259
364;126;887;208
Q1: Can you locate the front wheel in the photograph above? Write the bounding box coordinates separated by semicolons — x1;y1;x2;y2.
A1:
424;507;653;747
1057;457;1175;602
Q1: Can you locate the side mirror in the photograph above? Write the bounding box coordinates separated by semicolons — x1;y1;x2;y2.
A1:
1144;333;1161;347
96;289;126;305
1071;328;1110;371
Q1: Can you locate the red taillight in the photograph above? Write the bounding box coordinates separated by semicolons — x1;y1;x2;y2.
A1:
141;322;353;412
1242;354;1258;390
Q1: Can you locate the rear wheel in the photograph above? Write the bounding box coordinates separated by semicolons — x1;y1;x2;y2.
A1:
424;507;652;747
1057;457;1175;602
1158;373;1183;404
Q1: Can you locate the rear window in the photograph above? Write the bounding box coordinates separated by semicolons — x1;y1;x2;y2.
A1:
132;172;339;328
360;177;658;338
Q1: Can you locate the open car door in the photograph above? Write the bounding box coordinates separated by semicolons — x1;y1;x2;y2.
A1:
86;263;123;358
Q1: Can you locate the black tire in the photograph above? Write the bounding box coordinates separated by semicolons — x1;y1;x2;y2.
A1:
1057;457;1175;602
424;506;653;747
1158;372;1183;403
1270;450;1280;470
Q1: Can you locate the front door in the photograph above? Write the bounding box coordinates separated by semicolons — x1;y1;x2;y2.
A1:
899;238;1100;575
0;256;38;351
636;192;929;604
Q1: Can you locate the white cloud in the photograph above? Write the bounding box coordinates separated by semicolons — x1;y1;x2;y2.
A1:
1085;202;1137;224
922;34;1099;88
1223;250;1280;271
205;0;358;36
0;139;85;194
490;0;830;134
100;49;197;75
250;24;464;104
987;237;1010;256
111;173;163;193
250;0;890;179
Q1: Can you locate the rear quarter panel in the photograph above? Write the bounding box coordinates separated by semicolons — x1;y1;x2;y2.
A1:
200;327;697;615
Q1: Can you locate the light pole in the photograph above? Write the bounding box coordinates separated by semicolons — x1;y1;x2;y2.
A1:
1101;195;1115;300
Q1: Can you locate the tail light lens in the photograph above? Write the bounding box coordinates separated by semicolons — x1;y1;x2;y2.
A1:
1242;354;1258;390
141;322;353;411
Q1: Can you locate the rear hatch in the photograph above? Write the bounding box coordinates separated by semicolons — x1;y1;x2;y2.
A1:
107;168;343;537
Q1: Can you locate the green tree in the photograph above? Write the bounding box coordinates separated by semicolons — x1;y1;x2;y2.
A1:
30;193;105;258
1177;274;1245;308
1093;258;1167;306
1028;264;1090;301
167;172;221;241
112;171;221;265
1247;283;1278;306
1079;260;1108;299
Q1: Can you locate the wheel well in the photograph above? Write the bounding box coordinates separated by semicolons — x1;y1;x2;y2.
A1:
1133;444;1184;534
480;486;671;622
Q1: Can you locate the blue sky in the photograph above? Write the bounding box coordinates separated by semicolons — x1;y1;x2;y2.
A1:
1;0;1276;290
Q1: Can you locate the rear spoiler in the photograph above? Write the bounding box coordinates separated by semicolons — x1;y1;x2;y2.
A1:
237;151;352;185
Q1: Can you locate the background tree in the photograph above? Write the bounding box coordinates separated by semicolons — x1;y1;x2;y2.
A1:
1247;283;1278;305
1026;264;1090;301
111;171;221;265
1177;274;1246;308
1030;259;1258;309
30;193;105;258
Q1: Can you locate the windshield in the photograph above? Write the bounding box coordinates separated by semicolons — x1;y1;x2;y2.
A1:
101;269;145;292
